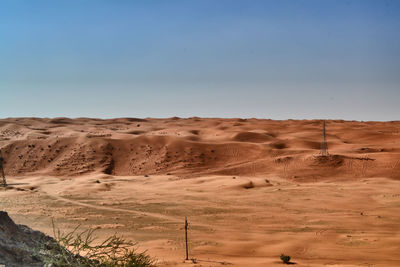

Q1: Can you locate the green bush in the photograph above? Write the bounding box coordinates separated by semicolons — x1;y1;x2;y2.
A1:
39;222;155;267
280;254;291;264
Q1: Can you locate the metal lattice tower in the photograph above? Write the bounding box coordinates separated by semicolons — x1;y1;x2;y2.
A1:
320;121;329;156
0;149;6;187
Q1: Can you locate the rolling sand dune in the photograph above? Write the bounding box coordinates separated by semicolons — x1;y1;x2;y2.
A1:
1;118;400;266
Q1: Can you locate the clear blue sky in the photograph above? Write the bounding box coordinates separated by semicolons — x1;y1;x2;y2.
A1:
1;0;399;120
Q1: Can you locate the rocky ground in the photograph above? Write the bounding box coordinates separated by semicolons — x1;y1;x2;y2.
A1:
0;210;56;267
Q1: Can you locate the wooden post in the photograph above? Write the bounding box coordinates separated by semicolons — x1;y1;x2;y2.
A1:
185;216;189;260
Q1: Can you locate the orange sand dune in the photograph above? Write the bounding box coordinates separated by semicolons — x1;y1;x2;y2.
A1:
1;118;400;266
1;117;400;180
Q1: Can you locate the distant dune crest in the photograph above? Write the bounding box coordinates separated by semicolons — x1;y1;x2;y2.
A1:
1;117;400;181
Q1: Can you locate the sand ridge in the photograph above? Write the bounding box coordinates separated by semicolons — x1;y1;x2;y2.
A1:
1;117;400;181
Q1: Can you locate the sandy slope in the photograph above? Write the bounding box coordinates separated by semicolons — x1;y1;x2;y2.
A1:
1;118;400;266
1;117;400;180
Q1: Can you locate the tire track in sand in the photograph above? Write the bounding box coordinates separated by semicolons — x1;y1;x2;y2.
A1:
39;185;183;224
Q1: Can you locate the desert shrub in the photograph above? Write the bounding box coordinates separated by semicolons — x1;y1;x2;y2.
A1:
39;222;155;267
280;254;291;264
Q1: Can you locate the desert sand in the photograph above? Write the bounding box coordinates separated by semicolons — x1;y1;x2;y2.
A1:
0;117;400;266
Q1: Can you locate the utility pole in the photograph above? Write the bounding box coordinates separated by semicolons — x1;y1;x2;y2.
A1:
321;121;329;156
0;149;6;187
185;217;189;260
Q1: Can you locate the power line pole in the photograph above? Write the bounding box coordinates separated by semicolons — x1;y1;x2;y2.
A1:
321;121;329;156
185;217;189;260
0;149;6;187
